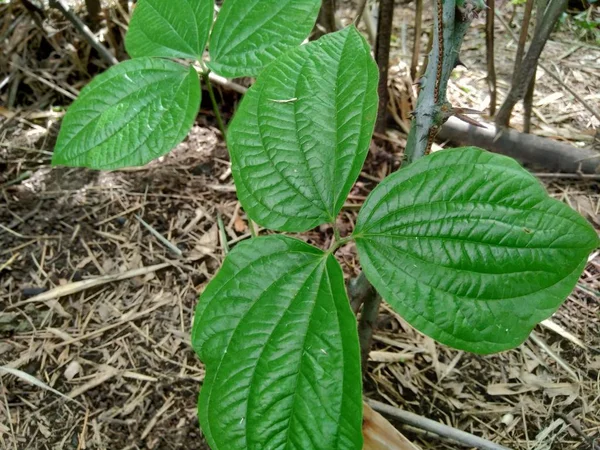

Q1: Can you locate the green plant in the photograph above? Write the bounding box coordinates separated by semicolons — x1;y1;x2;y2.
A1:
52;0;599;448
52;0;322;169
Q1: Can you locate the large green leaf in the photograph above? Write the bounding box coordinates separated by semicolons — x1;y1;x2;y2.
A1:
208;0;321;77
52;58;200;170
126;0;214;59
192;236;363;450
227;27;378;232
354;147;599;354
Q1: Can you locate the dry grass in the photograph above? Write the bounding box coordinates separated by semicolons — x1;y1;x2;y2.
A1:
1;1;599;449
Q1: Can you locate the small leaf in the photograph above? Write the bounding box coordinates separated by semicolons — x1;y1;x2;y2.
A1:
52;59;200;170
228;27;378;232
192;236;363;450
354;147;599;354
126;0;214;59
208;0;321;77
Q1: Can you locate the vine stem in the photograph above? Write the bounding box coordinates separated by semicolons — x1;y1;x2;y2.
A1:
374;0;395;134
355;0;369;25
201;71;227;141
248;219;257;238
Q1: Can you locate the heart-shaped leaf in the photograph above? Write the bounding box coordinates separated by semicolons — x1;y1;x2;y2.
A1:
192;236;363;450
354;147;599;354
208;0;321;77
126;0;214;60
227;27;378;232
52;58;200;170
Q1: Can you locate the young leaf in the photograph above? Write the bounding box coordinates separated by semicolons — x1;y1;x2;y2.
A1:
228;27;378;232
52;59;200;170
208;0;321;77
192;236;363;450
354;147;599;354
126;0;214;60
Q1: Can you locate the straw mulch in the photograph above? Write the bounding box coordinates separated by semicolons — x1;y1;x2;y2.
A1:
1;1;599;449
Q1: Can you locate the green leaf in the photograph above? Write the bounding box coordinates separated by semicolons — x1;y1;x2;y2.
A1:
126;0;214;59
227;27;378;232
52;58;200;170
192;236;363;450
354;147;599;354
208;0;321;77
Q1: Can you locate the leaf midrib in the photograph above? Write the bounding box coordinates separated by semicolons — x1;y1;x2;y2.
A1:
360;239;580;302
198;246;324;449
362;240;582;350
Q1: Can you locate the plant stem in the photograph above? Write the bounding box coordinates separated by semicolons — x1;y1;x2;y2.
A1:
353;0;484;375
217;213;229;255
348;271;382;369
374;0;395;134
512;0;534;87
355;0;369;24
495;0;568;127
494;7;600;126
485;0;497;116
333;225;341;242
201;71;227;141
358;291;381;371
523;0;547;133
405;0;484;163
328;235;352;253
248;219;257;238
410;0;423;81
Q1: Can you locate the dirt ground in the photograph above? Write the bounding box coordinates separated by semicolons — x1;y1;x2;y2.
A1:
1;1;599;449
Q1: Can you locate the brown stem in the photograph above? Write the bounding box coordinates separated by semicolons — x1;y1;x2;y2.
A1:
410;0;423;81
355;0;369;24
523;71;536;133
374;0;395;134
437;116;600;174
485;0;497;116
512;0;534;86
495;6;600;125
495;0;568;128
352;272;381;371
348;272;374;315
523;0;546;133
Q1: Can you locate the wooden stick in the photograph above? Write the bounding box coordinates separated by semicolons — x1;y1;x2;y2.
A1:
438;116;600;174
6;263;171;309
366;399;513;450
49;0;118;66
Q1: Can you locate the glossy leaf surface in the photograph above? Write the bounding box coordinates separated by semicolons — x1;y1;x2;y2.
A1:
192;236;363;450
126;0;214;59
208;0;321;77
355;147;599;354
228;27;378;232
52;59;200;170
